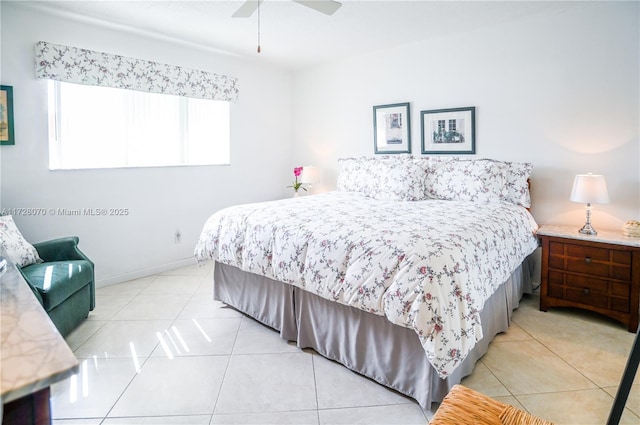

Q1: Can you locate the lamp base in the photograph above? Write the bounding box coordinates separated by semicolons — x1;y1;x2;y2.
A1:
578;223;598;235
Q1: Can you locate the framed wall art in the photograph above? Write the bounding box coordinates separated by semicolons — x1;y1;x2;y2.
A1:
0;85;15;146
373;102;411;154
421;106;475;154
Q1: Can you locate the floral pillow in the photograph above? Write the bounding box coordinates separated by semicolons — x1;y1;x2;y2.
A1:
337;156;428;201
504;161;533;208
425;159;508;203
336;156;398;194
414;156;458;173
369;158;428;201
0;215;42;267
336;157;379;195
414;156;457;198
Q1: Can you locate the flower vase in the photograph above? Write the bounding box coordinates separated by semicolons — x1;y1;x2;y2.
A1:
293;191;300;198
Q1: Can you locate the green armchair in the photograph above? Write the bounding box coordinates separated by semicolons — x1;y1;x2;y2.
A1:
18;237;95;337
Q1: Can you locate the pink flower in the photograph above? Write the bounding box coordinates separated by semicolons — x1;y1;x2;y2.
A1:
287;166;307;193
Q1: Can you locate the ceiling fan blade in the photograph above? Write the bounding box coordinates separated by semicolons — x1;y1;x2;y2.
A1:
292;0;342;15
232;0;263;18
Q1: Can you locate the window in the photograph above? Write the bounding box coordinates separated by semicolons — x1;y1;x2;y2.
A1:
48;81;230;170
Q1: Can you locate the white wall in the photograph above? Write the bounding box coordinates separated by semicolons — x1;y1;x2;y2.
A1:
2;1;638;285
291;1;639;230
0;2;293;285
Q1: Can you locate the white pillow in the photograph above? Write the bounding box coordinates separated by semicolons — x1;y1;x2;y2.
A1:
425;159;508;203
0;215;42;267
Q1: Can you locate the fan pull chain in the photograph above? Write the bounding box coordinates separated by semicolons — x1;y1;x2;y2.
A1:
257;0;261;53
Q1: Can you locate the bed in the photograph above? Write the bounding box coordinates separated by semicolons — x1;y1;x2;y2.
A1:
195;156;539;409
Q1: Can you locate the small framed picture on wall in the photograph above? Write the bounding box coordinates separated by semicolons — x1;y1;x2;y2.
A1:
0;85;15;146
421;106;475;154
373;102;411;154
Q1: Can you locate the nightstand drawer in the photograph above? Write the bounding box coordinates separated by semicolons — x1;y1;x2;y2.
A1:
549;241;632;280
548;270;629;293
560;287;629;313
548;270;631;313
561;287;609;309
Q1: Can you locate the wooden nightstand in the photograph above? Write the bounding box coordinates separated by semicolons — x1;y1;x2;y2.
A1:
537;225;640;332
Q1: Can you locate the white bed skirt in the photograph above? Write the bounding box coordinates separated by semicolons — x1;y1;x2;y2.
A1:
213;256;534;409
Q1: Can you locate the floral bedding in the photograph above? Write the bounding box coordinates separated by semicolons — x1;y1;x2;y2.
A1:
194;192;539;378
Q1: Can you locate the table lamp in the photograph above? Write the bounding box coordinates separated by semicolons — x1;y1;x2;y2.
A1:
570;173;609;235
300;166;319;188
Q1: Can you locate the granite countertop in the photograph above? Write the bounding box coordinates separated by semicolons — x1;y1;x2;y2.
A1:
0;254;78;404
537;224;640;248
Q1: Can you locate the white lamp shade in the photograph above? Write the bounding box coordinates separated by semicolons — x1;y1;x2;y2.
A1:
300;166;319;185
570;174;609;204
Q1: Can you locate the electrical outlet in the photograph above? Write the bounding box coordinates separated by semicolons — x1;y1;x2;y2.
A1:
174;230;181;243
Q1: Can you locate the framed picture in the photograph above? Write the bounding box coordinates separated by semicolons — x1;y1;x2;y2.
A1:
421;106;475;154
373;102;411;154
0;85;14;146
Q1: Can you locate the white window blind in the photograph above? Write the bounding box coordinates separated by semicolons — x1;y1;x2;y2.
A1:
48;81;230;170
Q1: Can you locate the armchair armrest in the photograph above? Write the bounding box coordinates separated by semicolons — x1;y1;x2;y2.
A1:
33;237;93;266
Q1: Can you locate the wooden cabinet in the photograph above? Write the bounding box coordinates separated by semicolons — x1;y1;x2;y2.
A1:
538;225;640;333
2;388;51;425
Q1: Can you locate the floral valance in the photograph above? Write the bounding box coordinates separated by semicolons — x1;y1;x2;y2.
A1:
34;41;238;102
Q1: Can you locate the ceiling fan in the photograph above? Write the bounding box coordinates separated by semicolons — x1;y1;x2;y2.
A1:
232;0;342;18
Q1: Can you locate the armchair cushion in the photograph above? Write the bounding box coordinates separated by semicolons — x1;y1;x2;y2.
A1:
21;260;93;312
32;236;96;311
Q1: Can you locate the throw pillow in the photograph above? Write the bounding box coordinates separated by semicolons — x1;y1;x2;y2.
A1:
425;159;508;203
0;215;43;267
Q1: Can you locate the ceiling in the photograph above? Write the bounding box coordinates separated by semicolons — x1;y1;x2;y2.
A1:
27;0;573;70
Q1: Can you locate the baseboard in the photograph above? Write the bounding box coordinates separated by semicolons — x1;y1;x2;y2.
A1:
96;257;198;288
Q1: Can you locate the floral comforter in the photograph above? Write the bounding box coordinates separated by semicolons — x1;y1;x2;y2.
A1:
194;192;539;378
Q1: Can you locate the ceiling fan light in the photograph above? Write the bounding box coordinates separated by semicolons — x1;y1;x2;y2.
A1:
232;0;342;18
293;0;342;16
232;0;262;18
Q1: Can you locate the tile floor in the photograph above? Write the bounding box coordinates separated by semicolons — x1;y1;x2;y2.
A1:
51;262;640;425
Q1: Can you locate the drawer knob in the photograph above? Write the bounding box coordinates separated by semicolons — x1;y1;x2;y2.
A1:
584;257;592;264
583;288;590;295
